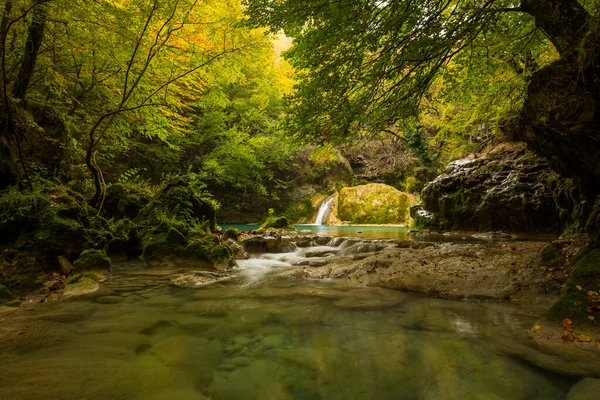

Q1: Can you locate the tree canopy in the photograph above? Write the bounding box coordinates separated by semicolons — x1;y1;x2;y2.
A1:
243;0;596;144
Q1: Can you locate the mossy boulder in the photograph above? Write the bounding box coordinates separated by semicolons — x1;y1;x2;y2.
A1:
336;183;414;225
61;277;100;300
141;223;187;263
259;215;295;230
135;179;217;230
418;143;559;232
102;183;151;220
65;271;106;285
73;249;111;272
545;249;600;323
223;228;240;241
0;284;15;303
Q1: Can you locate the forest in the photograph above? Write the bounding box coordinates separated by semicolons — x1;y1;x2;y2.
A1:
0;0;599;398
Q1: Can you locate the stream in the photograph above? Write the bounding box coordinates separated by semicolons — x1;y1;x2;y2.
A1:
0;235;586;399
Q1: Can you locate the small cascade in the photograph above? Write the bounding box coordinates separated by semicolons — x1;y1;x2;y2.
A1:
315;197;334;225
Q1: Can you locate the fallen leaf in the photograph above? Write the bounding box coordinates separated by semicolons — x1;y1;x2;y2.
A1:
576;334;592;342
534;324;543;331
576;285;583;291
561;331;575;342
563;318;573;328
589;316;595;322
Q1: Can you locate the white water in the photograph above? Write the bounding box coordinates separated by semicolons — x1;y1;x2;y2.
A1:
314;197;334;225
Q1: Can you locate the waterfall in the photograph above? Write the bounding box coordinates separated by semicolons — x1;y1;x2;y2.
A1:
315;197;334;225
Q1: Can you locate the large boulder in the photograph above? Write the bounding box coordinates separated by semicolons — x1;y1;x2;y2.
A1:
336;183;414;224
416;142;559;233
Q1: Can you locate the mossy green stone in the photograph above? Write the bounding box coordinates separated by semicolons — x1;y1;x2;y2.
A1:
546;249;600;322
62;277;100;299
337;183;414;224
259;216;296;230
223;228;240;241
73;249;111;272
209;244;234;264
66;271;106;285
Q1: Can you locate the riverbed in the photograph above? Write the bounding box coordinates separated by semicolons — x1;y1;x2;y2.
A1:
0;249;586;400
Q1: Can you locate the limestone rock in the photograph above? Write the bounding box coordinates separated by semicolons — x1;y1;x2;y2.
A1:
418;142;559;233
336;183;414;225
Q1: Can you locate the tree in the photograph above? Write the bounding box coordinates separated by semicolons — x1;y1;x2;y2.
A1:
243;0;599;186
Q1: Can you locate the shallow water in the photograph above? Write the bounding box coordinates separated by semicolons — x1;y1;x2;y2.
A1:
222;224;411;240
0;254;580;400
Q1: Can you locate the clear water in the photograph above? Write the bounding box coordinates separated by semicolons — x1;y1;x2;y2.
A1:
222;224;411;240
0;259;577;400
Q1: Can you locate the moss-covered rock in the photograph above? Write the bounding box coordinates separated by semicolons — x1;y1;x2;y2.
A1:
135;179;217;230
0;284;15;302
545;249;600;323
61;277;100;300
223;228;240;241
141;223;187;263
73;249;111;272
336;183;414;225
65;271;106;285
259;215;295;230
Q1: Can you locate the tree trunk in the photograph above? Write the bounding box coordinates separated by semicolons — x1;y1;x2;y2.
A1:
521;0;590;58
518;0;600;244
12;0;47;101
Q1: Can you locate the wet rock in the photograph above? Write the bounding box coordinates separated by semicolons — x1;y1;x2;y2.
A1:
242;236;295;253
294;259;329;267
284;241;560;302
61;278;100;299
170;271;232;288
304;250;337;258
417;142;559;233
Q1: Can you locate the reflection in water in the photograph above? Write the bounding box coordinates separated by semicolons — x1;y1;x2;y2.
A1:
0;261;576;400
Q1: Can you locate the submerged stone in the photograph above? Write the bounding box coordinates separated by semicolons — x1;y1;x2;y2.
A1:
61;278;100;299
